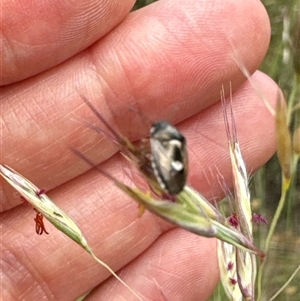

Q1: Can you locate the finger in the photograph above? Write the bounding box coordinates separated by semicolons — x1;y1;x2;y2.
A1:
87;231;218;301
1;0;271;210
1;0;135;85
1;72;277;300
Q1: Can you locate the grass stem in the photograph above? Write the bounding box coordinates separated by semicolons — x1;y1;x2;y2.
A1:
256;174;290;300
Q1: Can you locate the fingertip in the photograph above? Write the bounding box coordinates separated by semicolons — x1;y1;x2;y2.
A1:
1;0;135;85
89;0;271;120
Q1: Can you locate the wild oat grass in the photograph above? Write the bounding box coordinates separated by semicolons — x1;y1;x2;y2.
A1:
1;1;298;301
0;164;143;301
254;1;300;300
211;0;300;300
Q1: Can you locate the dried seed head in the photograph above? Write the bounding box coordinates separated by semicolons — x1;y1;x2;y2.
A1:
292;126;300;155
275;92;292;179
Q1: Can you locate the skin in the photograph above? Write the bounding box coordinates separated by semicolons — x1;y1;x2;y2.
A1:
1;0;278;300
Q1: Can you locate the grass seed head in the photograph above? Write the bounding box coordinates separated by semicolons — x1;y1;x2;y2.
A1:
217;240;243;300
219;86;258;300
0;164;143;300
0;164;89;246
275;92;292;179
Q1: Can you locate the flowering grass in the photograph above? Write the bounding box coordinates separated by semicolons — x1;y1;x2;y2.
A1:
212;1;300;300
1;1;299;300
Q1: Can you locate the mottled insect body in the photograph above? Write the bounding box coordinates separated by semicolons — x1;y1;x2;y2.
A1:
150;121;188;195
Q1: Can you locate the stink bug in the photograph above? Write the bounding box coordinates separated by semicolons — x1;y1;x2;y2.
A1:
150;121;188;195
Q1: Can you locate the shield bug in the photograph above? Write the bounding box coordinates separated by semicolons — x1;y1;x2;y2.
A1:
150;121;188;195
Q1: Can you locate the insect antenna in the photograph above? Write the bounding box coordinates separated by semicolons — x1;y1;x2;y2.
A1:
70;146;118;184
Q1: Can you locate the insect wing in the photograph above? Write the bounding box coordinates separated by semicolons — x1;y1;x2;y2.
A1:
150;122;188;195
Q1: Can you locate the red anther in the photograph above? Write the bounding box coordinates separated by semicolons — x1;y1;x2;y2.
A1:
227;261;234;271
252;213;268;225
36;189;46;196
33;209;49;235
229;278;237;285
228;213;239;228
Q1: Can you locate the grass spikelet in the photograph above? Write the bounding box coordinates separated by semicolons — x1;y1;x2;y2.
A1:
0;164;142;301
73;144;262;256
275;91;293;182
76;95;266;257
218;86;257;300
217;240;243;301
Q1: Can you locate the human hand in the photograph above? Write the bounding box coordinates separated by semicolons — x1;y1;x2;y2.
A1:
1;0;278;300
